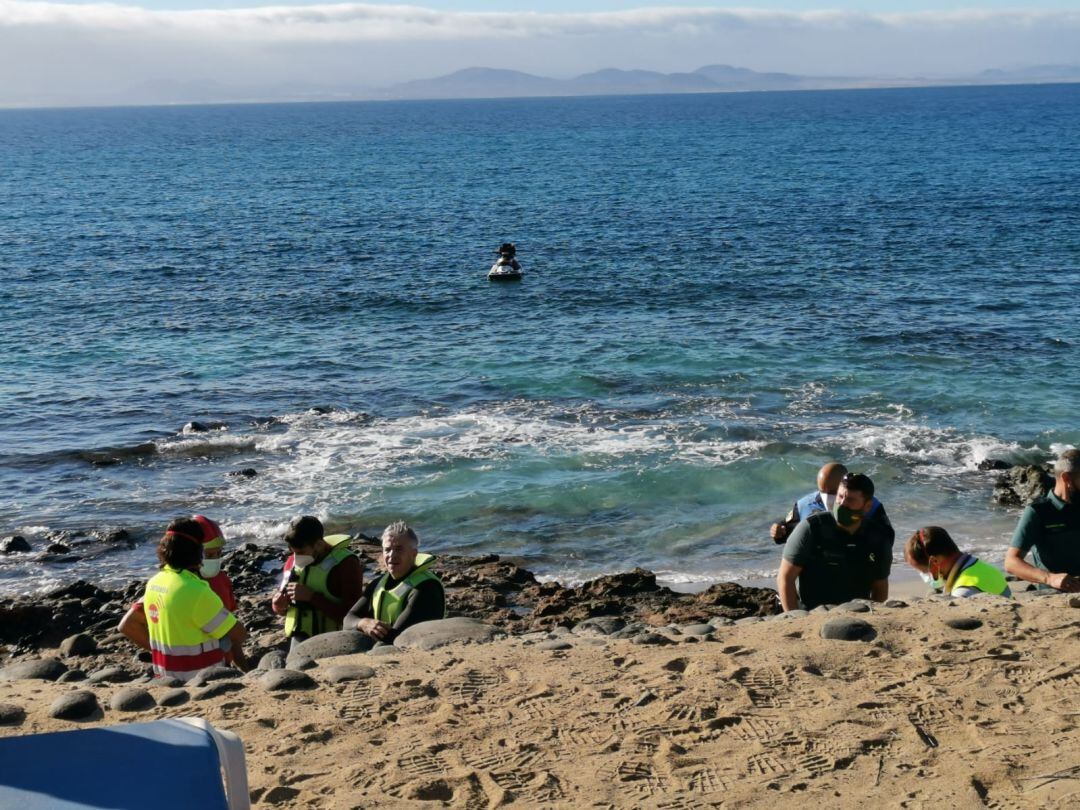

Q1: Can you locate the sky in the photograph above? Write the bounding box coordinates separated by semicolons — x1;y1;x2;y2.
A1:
1;1;1079;106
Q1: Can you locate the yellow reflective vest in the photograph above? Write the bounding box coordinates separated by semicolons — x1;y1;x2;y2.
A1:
284;535;357;638
144;566;236;680
372;553;445;625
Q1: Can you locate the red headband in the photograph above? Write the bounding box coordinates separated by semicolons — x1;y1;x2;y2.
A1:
163;529;201;544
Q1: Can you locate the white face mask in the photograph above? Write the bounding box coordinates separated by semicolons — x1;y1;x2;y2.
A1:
292;554;315;570
919;571;945;590
820;492;837;511
199;558;223;578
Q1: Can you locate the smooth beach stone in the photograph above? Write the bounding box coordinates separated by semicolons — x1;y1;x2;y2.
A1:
710;618;735;627
290;630;371;661
734;616;763;626
631;632;675;646
157;688;190;707
0;658;67;682
820;618;877;642
88;665;132;684
945;617;984;631
680;624;715;635
681;635;701;644
261;669;317;692
323;664;376;683
538;640;573;651
59;633;97;657
194;681;245;700
0;704;26;725
1070;596;1080;609
57;670;87;683
884;600;909;609
49;690;100;720
394;618;503;651
572;616;626;636
189;665;242;687
782;610;809;619
609;623;648;640
259;650;287;671
149;676;184;688
810;605;831;614
284;654;316;671
110;687;156;712
836;601;871;613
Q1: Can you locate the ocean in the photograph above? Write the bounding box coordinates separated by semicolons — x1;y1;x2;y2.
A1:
1;83;1078;595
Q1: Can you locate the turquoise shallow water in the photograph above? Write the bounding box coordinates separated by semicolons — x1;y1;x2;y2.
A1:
1;84;1078;594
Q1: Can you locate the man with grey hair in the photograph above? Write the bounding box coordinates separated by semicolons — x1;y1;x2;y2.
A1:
346;521;445;645
1004;449;1080;592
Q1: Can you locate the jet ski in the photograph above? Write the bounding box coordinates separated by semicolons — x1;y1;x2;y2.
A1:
488;242;523;281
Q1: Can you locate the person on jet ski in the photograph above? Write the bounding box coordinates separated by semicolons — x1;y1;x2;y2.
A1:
496;243;522;272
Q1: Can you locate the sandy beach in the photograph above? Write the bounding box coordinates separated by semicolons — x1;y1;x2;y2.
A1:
4;588;1079;808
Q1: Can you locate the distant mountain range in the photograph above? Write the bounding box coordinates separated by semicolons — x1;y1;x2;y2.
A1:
380;63;1080;101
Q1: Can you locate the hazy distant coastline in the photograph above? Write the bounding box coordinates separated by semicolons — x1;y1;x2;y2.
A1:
4;63;1080;110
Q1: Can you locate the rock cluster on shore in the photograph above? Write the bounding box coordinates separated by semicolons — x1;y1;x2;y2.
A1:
0;535;781;683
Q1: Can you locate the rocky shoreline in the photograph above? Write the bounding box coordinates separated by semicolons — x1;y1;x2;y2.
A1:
0;460;1054;692
0;535;780;679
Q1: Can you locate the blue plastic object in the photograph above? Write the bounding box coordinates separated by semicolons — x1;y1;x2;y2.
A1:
0;719;229;810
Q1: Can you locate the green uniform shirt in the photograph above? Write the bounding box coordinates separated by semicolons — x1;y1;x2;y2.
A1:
1010;492;1080;578
783;511;894;610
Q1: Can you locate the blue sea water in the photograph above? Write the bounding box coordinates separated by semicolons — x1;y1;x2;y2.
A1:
1;84;1078;595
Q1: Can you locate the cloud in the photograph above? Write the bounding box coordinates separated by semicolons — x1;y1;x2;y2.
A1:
1;2;1078;105
3;2;1078;42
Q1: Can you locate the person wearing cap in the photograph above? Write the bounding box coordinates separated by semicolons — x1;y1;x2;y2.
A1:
770;462;891;544
119;517;248;680
1004;448;1080;592
905;527;1011;598
118;515;248;669
271;516;365;649
776;472;895;611
346;521;445;647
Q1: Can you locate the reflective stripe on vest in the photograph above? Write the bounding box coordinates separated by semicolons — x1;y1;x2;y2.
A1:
949;557;1010;597
371;553;444;626
144;566;233;680
285;535;356;639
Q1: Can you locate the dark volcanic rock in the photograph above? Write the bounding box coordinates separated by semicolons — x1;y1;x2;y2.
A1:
1;535;31;554
110;687;156;711
993;464;1053;507
261;669;317;691
229;468;258;478
0;704;26;725
821;618;877;642
978;459;1011;471
58;670;87;683
0;658;67;681
49;690;100;720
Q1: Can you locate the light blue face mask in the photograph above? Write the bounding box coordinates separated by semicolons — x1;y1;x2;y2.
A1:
919;571;945;590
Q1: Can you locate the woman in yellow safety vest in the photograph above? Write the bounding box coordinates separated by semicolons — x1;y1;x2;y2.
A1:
906;526;1012;599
